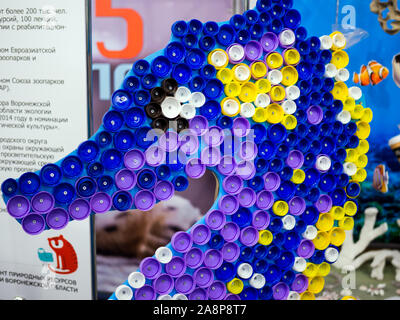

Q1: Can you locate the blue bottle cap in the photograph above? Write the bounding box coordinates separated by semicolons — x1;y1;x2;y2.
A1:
97;175;114;192
295;40;310;56
253;244;268;259
123;76;140;92
302;206;319;225
269;217;283;233
217;24;236;46
252;124;267;144
310;92;322;105
209;233;224;250
78;140;99;163
236;29;251;45
276;180;296;200
272;4;286;18
40;164;62;186
294;219;307;233
255;158;268;171
285;132;298;147
269;158;284;173
319;173;337;193
200;100;221;120
321;137;336;155
282;270;296;285
244;9;259;25
337;173;350;188
321;92;334;107
276;251;295;270
257;0;273;11
203;79;223;99
332;121;344;136
188;19;203;35
303;152;315;167
136;127;156;149
345;122;358;136
274;232;285;246
267;123;287;144
266;245;281;260
172;175;189;192
155;164;171;180
279;166;293;181
259;140;276;160
346;135;359;149
311;77;323;92
337;134;349;147
113;130;136;152
284;9;301;29
298;80;311;95
240;246;254;262
269;18;283;34
307;125;319;139
296;95;311;110
296;123;308;138
137;169;157;189
112;190;133;211
101;149;123;170
240;287;258;300
332;99;343;114
76;177;97;198
18;172;40;195
309;140;322;155
96;131;112;148
247;175;264;192
165;41;186;64
199;36;216;52
87;162;104;177
283;231;301;250
230;14;246;30
141;73;157;90
323;79;335;95
171;20;188;37
314;63;326;78
295;26;307;41
1;178;18;197
306;51;320;64
132;59;150;76
215;262;236;282
298;138;310;153
259;11;272;26
125;107;145;129
250;23;264;40
103;110;124;132
185;49;206;70
308;36;321;51
61;156;83;178
276;144;290;159
189;76;206;92
330;188;347;206
53;182;75;204
304;168;320;187
203;21;219;36
182;33;198;49
200;64;217;80
310;250;325;264
346;182;361;198
232;207;252;227
330;161;343;175
151;56;172;78
217;115;233;129
319;49;333;64
306;187;320;202
297;61;313;80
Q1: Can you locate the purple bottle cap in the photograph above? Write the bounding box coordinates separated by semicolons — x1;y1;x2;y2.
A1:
22;213;46;235
191;224;211;245
307;105;324;125
205;210;226;230
261;32;279;52
208;281;227;300
7;195;30;218
256;191;274;210
240;226;259;246
189;288;208;300
204;126;224;147
46;208;69;230
297;239;315;259
90;192;112;214
175;274;196;294
217;156;237;176
218;195;239;215
135;285;156;300
153;274;174;295
232;117;250;137
69;199;91;220
134;190;156;211
263;172;281;192
220;222;240;242
288;196;306;216
115;169;137;191
273;282;290;300
252;210;271;230
222;242;240;262
225;294;241;300
171;231;193;253
145;146;166;167
193;267;214;288
315;194;333;213
189;115;209;136
184;247;204;269
140;257;162;280
31;192;54;214
227;43;245;64
179;129;200;155
237;188;257;207
235;160;256;180
291;274;309;293
159;131;180;152
201;146;221;167
185;158;206;179
286;150;305;169
153;180;174;201
239;141;258;161
165;257;186;277
245;40;263;61
204;249;224;269
222;175;243;195
124;149;145;171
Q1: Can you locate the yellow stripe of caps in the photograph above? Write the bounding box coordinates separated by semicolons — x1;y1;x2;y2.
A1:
345;149;358;162
270;85;286;102
338;216;354;230
316;213;334;232
266;103;285;123
251;61;268;79
313;231;330;250
266;52;284;69
300;291;316;300
329;227;346;246
227;278;244;295
217;68;234;84
331;50;349;69
281;66;299;87
343;97;356;112
283;48;301;66
221;97;241;117
356;154;368;168
208;49;229;69
239;82;258;103
272;200;289;216
351;104;365;120
308;276;325;294
255;79;271;93
224;81;241;97
357;140;370;154
317;262;331;277
331;81;349;101
355;121;371;140
232;63;251;82
282;114;298;130
331;206;345;220
361;108;373;123
352;168;367;183
344;201;357;216
252;107;267;123
303;263;318;278
258;230;273;245
291;169;306;184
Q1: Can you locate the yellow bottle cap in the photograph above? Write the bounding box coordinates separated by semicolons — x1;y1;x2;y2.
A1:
270;85;286;102
316;213;334;232
357;140;370;154
265;103;284;123
221;97;241;117
343;97;356;112
251;61;268;79
361;108;373;123
208;49;229;69
355;121;371;140
351;104;365;120
338;216;354;230
281;66;299;87
266;52;284;69
344;201;357;216
345;149;358;162
239;82;257;103
227;278;244;295
300;291;316;300
331;50;349;69
282;114;298;131
224;81;241;97
283;48;301;65
291;169;306;184
217;68;234;84
317;262;331;277
356;154;368;168
308;276;325;294
352;168;367;183
303;263;318;278
313;231;330;250
331;206;345;220
272;200;289;216
331;81;349;101
252;107;267;123
329;227;346;246
258;230;273;245
232;63;251;82
255;78;271;93
342;296;357;300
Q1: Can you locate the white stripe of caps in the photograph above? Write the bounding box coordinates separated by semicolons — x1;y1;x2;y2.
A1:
348;86;362;100
267;69;283;85
343;162;358;176
234;65;251;81
336;110;351;124
180;104;196;119
282;215;296;230
279;29;296;47
249;273;266;289
155;246;173;264
189;92;206;108
211;50;228;68
162;97;182;119
175;86;192;103
240;102;256;118
173;293;188;300
282;100;297;114
237;263;253;279
222;98;240;116
287;291;301;300
333;33;346;49
335;68;350;82
319;35;333;50
128;271;146;289
285;85;300;101
325;247;339;263
302;225;318;240
115;285;133;300
324;63;338;78
158;294;172;300
254;93;271;108
292;257;307;272
228;44;245;63
316;155;332;172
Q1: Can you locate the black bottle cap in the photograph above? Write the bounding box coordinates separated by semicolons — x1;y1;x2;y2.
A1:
145;102;162;119
150;87;167;104
161;78;179;96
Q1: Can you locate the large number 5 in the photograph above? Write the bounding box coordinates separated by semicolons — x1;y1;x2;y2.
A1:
96;0;144;59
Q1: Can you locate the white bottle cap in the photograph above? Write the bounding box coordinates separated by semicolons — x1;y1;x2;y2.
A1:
336;110;351;124
234;65;251;82
237;263;253;279
279;29;296;47
267;69;283;85
292;257;307;272
335;68;350;82
282;215;296;230
128;271;146;289
316;155;332;172
222;98;240;116
282;100;297;114
228;44;245;63
249;273;266;289
333;33;346;49
161;97;182;119
240;102;256;118
325;247;339;263
175;86;192;103
155;246;173;264
287;291;301;300
211;50;228;68
158;294;172;300
254;93;271;108
348;86;362;100
285;85;300;101
302;225;318;240
115;285;133;300
319;35;333;50
172;293;188;300
180;104;196;119
324;63;338;78
189;92;206;108
343;162;358;176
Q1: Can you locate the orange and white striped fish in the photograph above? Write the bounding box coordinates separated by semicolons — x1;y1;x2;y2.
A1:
353;60;389;86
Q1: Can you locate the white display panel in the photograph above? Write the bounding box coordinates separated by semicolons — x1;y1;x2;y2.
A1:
0;0;94;299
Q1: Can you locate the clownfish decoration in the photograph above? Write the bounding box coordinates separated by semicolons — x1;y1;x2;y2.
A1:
373;164;389;193
353;61;389;86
